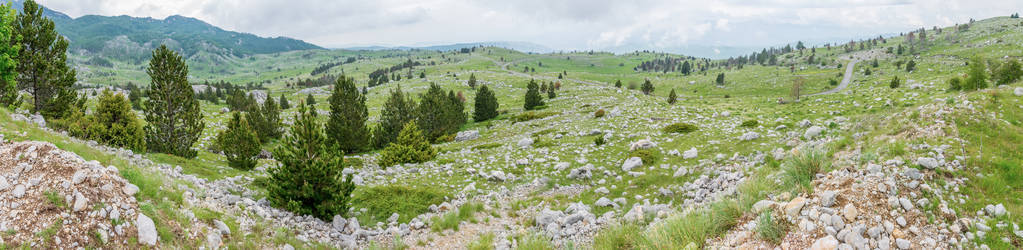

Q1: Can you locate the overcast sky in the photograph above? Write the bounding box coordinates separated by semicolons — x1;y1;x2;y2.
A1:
35;0;1023;54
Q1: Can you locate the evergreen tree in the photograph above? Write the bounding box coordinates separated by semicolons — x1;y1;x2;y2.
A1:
615;79;622;88
279;94;290;109
905;60;916;72
378;122;435;167
417;83;465;141
467;73;477;89
0;2;19;108
14;0;78;119
667;89;677;104
473;84;499;122
249;96;282;143
217;112;261;170
373;85;417;148
547;82;556;99
267;103;355;220
143;45;205;158
127;83;141;110
325;75;370;154
964;57;988;90
716;73;726;85
523;79;544;110
889;76;900;89
681;61;691;76
306;93;316;105
641;79;655;95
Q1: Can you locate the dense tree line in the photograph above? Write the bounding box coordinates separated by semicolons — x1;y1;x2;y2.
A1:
292;74;338;88
368;59;422;87
310;57;356;75
634;56;698;75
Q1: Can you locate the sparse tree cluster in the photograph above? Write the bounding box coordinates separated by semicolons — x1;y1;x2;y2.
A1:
64;90;146;152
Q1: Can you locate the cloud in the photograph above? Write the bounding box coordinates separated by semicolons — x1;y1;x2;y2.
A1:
35;0;1023;53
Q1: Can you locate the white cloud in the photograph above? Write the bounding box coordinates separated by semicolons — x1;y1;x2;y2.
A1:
34;0;1023;53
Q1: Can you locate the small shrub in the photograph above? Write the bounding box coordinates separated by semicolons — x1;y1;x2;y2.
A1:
431;202;483;231
662;123;698;134
44;190;66;209
378;122;436;167
594;109;606;118
512;111;558;123
828;79;839;86
629;149;660;165
740;120;759;128
947;77;962;92
63;90;146;151
594;136;606;146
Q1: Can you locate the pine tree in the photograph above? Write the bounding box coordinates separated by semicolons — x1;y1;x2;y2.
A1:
417;83;464;141
547;82;556;99
889;76;900;89
905;60;916;72
373;85;417;148
267;103;355;220
667;89;677;104
473;84;499;122
325;75;370;154
217;112;261;170
249;96;282;143
127;83;141;110
0;2;19;108
143;45;205;158
523;79;544;110
641;79;655;95
306;93;316;105
14;0;78;119
716;73;726;85
467;73;477;89
615;79;622;88
279;94;290;109
378;122;436;167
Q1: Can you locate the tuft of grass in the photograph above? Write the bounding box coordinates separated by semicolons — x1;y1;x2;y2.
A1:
642;200;742;249
431;202;484;232
662;123;698;134
755;212;789;244
44;190;66;209
781;148;831;192
353;185;448;225
468;232;496;250
516;233;555;250
594;136;606;146
36;218;63;248
592;224;644;250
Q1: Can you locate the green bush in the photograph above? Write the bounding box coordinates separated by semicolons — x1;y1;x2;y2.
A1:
947;77;962;92
512;111;558;123
629;149;660;165
216;112;261;170
594;109;606;118
740;120;759;128
378;122;436;167
662;123;698;134
64;90;146;151
352;185;446;224
594;136;606;146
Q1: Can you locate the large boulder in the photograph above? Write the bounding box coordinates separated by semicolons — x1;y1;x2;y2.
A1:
683;147;698;159
804;126;825;139
455;130;480;141
137;213;158;245
517;137;534;147
1015;87;1023;97
621;157;643;171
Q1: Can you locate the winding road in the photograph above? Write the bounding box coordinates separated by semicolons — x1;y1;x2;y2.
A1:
808;60;858;96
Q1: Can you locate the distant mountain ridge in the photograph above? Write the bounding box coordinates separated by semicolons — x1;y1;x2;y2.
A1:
346;41;554;54
5;0;323;63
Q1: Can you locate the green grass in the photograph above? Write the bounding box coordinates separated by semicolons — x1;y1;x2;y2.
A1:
661;123;698;134
511;111;559;123
352;185;448;225
628;149;661;166
44;190;66;209
592;224;644;250
468;232;496;250
781;147;832;192
515;233;555;250
642;200;742;249
36;218;63;248
755;212;788;244
431;202;484;232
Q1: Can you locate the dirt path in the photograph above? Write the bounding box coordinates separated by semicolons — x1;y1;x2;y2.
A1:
808;60;857;96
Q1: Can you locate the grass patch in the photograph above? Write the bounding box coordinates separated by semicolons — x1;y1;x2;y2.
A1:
36;218;63;248
642;200;742;249
352;185;448;225
662;123;698;134
431;202;484;232
781;147;832;192
516;233;555;250
512;111;559;123
740;120;760;128
755;212;789;244
592;224;644;250
468;232;496;250
473;143;503;150
44;190;66;209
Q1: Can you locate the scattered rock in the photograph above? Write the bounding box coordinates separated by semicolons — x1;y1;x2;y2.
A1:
1015;87;1023;97
820;190;837;207
629;139;656;151
455;130;480;141
137;214;158;246
785;197;807;217
517;137;534;147
804;126;825;139
738;132;760;141
843;204;858;221
810;235;838;250
595;197;613;207
683;147;698;159
214;220;231;235
917;157;939;169
621;157;643;171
